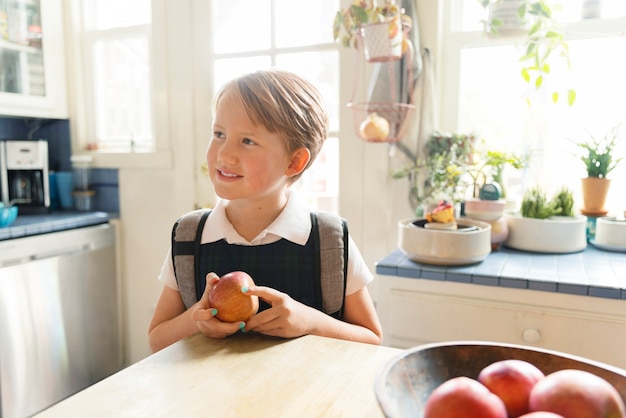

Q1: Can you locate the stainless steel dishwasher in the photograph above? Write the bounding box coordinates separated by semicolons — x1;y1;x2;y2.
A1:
0;223;123;418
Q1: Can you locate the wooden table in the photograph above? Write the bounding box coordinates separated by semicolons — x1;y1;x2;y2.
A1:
34;333;402;417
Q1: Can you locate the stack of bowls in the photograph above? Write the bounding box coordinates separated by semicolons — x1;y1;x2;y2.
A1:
464;198;508;250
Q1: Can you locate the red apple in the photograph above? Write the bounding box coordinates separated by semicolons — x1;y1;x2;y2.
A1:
529;369;626;418
424;376;508;418
208;271;259;323
518;413;565;418
478;359;546;418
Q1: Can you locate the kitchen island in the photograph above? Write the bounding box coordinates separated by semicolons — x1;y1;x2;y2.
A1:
375;247;626;370
34;333;401;418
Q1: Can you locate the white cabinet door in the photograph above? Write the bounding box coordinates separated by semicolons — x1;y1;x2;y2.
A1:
378;275;626;370
0;0;67;118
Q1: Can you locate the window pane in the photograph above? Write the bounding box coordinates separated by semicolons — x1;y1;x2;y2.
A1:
83;0;151;30
276;51;339;132
214;56;272;91
93;37;152;150
457;37;626;213
275;0;338;47
295;137;339;213
211;0;271;54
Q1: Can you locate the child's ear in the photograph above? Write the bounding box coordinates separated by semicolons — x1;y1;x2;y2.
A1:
286;147;311;177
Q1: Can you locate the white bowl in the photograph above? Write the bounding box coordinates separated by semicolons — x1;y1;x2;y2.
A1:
398;218;492;266
595;216;626;248
504;214;587;253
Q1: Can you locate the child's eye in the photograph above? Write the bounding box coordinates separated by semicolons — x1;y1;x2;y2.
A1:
242;137;256;145
213;131;225;140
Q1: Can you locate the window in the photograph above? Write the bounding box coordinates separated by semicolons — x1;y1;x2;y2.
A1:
80;0;153;152
442;0;626;214
210;0;341;212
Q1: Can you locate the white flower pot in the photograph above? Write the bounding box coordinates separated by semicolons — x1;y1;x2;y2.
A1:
504;214;588;253
398;218;492;265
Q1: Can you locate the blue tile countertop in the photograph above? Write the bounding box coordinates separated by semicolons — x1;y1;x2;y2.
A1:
0;211;115;241
376;246;626;300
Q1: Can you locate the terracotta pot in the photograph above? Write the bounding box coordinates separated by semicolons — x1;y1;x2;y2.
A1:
581;177;611;212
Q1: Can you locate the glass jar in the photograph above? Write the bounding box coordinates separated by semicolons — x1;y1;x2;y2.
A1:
70;154;93;191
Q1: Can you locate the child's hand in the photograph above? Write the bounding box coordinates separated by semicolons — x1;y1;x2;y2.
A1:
241;285;323;338
191;272;246;338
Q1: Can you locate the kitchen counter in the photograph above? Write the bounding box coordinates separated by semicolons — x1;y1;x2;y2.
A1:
0;210;113;241
376;246;626;300
34;333;401;418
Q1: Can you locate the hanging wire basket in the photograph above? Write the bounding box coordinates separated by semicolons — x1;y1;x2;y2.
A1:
358;14;404;63
348;101;415;143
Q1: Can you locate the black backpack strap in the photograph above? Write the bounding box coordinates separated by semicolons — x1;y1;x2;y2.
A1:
171;209;211;309
313;211;348;319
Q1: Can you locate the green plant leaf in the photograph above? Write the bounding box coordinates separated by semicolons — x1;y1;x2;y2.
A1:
552;91;559;104
350;4;369;25
567;89;576;106
521;67;530;83
535;74;543;88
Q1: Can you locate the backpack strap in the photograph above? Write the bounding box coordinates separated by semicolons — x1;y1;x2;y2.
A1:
312;211;348;319
171;208;348;318
171;209;211;309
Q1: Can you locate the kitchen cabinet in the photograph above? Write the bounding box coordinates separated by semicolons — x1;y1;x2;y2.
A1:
377;275;626;370
0;0;67;118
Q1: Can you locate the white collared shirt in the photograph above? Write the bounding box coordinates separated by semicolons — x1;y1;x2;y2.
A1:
157;191;373;296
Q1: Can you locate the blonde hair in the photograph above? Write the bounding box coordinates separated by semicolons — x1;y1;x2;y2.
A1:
213;70;329;182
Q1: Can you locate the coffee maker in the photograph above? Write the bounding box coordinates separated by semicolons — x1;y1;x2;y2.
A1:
0;140;50;214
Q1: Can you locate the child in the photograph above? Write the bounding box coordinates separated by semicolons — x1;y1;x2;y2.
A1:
148;70;383;352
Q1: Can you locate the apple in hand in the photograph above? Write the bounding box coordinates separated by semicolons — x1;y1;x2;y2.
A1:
478;359;546;418
208;271;259;323
424;376;508;418
529;369;626;418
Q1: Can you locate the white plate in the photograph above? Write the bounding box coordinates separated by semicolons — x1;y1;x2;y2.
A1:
590;239;626;253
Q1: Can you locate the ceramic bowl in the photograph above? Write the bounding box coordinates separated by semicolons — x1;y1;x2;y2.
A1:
595;216;626;248
504;214;587;253
0;205;18;228
464;198;506;221
375;341;626;418
398;218;492;266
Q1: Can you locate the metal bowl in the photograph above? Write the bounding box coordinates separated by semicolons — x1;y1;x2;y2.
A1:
375;341;626;418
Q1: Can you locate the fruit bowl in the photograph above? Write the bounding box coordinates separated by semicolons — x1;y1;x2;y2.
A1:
0;204;18;228
375;341;626;418
398;218;492;266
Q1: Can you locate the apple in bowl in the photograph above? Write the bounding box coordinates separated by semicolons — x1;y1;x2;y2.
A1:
208;271;259;323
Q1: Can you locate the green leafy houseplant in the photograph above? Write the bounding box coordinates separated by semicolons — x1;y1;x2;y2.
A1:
521;186;574;219
478;0;575;106
332;0;403;49
467;150;527;198
392;132;476;209
578;126;623;178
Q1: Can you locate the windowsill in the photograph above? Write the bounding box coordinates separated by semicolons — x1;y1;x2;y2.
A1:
75;150;172;170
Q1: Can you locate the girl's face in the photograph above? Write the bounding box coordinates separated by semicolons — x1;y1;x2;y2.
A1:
207;90;305;204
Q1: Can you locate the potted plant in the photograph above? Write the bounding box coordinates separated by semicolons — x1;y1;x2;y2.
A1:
392;131;476;214
577;125;623;214
332;0;410;62
505;187;587;253
477;0;576;106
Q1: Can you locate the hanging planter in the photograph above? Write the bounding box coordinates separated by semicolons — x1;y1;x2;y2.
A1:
359;13;403;62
